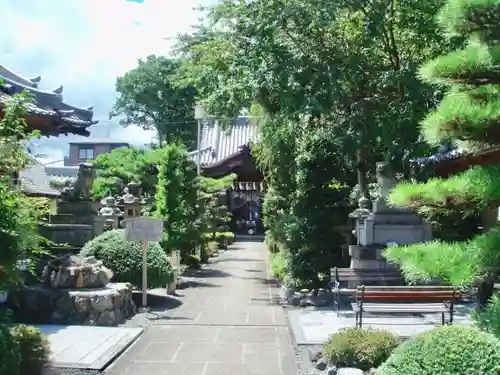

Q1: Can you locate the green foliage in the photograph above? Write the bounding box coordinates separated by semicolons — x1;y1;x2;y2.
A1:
376;325;500;375
154;144;201;257
0;88;51;288
80;229;174;288
387;0;500;313
417;0;500;145
472;293;500;338
324;327;399;371
269;250;288;281
384;227;500;285
389;165;500;216
10;325;50;375
198;175;235;239
181;254;201;269
0;324;20;375
174;0;455;289
111;55;197;148
91;146;156;199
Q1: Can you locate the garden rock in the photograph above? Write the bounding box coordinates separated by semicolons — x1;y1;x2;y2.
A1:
309;348;323;362
315;357;328;371
283;287;334;307
7;282;136;326
326;365;337;375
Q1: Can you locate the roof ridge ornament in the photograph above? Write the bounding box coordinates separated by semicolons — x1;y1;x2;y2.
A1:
30;76;42;86
53;85;63;94
85;105;94;111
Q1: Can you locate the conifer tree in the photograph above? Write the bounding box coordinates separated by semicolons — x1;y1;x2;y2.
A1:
386;0;500;307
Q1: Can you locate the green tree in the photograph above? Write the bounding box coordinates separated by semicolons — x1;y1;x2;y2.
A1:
91;146;156;199
0;84;49;287
386;0;500;308
154;144;200;257
175;0;456;287
111;55;197;148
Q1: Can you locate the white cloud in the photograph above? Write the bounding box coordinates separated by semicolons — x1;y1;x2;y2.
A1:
1;0;211;159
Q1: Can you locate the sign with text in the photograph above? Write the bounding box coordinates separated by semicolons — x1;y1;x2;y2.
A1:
124;217;164;242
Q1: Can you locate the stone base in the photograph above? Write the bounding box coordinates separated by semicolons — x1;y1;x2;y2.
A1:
7;283;136;326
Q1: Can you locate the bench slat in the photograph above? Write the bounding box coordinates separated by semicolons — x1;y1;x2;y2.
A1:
338;276;403;281
352;302;449;313
357;285;456;292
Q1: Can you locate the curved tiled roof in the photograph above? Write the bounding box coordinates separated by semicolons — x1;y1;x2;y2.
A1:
0;65;97;136
189;117;260;167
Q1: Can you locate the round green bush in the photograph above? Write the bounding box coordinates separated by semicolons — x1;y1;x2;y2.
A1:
10;324;50;375
80;229;174;288
376;325;500;375
324;327;399;371
0;324;21;375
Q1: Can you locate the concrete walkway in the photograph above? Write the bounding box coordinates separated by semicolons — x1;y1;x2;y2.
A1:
106;242;297;375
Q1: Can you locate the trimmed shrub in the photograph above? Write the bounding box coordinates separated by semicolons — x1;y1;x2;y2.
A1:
0;324;21;375
472;293;500;338
10;325;50;375
376;325;500;375
324;327;399;371
80;229;174;288
270;250;288;281
182;254;201;269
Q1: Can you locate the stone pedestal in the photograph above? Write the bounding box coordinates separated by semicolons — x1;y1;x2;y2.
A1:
356;212;431;247
8;283;136;326
346;161;432;288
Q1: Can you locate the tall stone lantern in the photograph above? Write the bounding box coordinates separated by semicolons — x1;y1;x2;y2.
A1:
121;182;143;220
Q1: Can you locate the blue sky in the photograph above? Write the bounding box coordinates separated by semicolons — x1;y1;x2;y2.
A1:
1;0;211;164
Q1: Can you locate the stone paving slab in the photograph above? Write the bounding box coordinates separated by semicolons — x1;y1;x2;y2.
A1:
37;324;143;369
105;242;298;375
288;306;473;344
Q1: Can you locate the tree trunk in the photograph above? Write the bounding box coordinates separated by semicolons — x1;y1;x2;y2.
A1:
478;280;495;308
356;147;370;200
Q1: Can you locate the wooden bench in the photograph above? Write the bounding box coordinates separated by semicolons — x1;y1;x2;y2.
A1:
354;285;461;328
330;267;404;315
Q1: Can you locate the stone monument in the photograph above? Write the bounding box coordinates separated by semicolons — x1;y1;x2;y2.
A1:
40;163;98;248
348;162;432;286
8;255;136;326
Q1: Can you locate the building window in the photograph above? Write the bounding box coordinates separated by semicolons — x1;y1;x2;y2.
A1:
78;147;94;162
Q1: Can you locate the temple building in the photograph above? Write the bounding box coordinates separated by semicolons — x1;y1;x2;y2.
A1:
0;64;98;197
0;65;97;137
190;117;266;235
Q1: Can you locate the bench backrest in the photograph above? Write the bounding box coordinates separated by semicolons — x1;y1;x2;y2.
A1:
331;267;402;282
356;285;461;303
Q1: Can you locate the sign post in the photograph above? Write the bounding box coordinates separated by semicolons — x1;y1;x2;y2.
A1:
124;217;164;310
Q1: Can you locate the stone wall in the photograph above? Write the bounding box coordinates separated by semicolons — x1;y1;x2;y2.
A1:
8;282;136;326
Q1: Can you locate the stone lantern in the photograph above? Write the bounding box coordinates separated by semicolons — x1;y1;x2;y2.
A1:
98;196;122;231
121;182;143;220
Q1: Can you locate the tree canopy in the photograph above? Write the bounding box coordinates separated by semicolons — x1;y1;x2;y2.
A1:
174;0;459;287
386;0;500;302
111;55;197;148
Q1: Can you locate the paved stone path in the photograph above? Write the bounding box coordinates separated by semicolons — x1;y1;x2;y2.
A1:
106;242;297;375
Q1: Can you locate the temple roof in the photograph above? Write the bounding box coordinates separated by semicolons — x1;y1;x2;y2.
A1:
189;117;260;167
0;65;97;136
410;145;500;177
19;156;61;197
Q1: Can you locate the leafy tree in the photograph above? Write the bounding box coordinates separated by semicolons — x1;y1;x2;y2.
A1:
175;0;456;287
0;85;49;287
386;0;500;307
91;146;156;199
111;55;197;148
154;144;200;257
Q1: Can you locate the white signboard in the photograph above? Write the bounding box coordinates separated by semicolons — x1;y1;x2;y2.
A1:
124;217;164;242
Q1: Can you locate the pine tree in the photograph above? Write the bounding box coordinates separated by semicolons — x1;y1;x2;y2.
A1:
385;0;500;307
